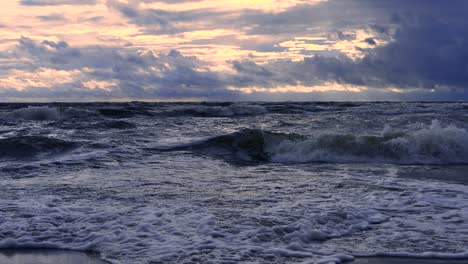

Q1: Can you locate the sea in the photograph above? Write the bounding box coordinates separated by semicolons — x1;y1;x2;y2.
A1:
0;102;467;264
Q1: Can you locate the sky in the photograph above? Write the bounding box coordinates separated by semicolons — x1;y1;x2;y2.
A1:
0;0;467;101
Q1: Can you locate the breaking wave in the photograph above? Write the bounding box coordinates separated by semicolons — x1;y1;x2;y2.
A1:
0;106;62;121
166;121;468;164
0;106;91;121
0;103;363;121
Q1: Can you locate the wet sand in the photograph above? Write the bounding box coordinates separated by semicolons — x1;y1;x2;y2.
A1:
0;249;108;264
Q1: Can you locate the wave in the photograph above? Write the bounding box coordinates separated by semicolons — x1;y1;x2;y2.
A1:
159;128;300;162
0;106;92;121
164;121;468;164
97;106;153;118
168;103;268;117
0;102;363;121
269;120;468;164
52;120;136;130
0;106;62;121
0;105;149;122
98;108;137;118
157;102;365;117
95;120;136;129
0;136;77;159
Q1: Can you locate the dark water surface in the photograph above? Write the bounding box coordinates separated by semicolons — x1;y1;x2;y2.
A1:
0;102;467;263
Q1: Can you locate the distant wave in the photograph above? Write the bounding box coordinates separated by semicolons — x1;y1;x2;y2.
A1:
0;102;365;121
0;105;152;121
163;120;468;164
97;107;150;118
167;103;268;117
164;102;350;117
0;106;91;121
0;136;77;159
0;106;62;121
52;120;136;130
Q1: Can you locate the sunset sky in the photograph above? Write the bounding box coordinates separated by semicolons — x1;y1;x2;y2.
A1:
1;0;467;101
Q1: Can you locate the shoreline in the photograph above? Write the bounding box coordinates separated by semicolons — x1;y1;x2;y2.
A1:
1;249;468;264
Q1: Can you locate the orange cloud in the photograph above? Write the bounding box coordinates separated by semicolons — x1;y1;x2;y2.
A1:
228;82;367;94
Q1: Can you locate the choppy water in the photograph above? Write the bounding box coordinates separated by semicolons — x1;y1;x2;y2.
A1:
0;102;467;264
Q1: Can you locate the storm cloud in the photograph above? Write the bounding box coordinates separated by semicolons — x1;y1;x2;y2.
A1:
1;0;468;101
228;1;468;96
1;37;236;100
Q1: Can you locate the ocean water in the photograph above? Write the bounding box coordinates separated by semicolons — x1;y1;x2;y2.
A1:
0;102;467;264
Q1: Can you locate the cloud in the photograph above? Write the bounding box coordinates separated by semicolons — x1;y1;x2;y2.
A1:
20;0;96;5
2;0;468;101
106;0;230;34
103;0;390;60
364;38;376;45
37;13;67;21
226;0;468;97
1;37;237;100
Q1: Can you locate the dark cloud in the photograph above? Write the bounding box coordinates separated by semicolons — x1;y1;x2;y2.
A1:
4;37;237;100
21;0;96;5
42;40;69;49
106;0;229;34
364;38;376;45
347;1;468;90
37;13;66;21
236;1;393;36
228;0;468;95
4;0;468;100
333;31;356;41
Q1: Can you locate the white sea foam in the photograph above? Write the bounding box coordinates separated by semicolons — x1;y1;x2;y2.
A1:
267;120;468;164
0;198;217;263
0;106;92;121
1;106;62;121
0;199;390;263
1;162;467;264
4;176;465;264
1;103;468;264
360;251;468;259
0;106;91;121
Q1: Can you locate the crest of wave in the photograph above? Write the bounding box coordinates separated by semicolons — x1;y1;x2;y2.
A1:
1;106;62;121
268;120;468;164
0;106;91;121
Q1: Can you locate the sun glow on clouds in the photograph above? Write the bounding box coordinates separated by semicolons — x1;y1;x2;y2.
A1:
279;30;388;60
83;80;119;91
228;82;367;94
1;0;458;101
0;1;129;47
140;0;322;12
0;67;117;93
0;68;81;91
